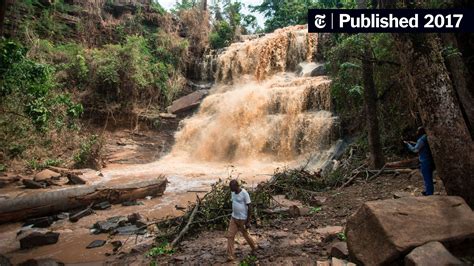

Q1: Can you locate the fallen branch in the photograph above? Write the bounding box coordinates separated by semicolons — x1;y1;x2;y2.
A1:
170;196;201;248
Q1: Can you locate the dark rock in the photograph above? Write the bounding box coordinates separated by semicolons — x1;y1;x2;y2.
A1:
0;254;12;266
69;206;93;222
121;200;143;206
86;240;106;249
346;196;474;265
114;225;146;235
130;243;151;254
111;240;122;252
18;258;64;266
22;179;46;189
330;242;349;259
127;213;142;224
93;216;128;233
24;216;55;228
92;201;111;210
310;65;327;77
405;241;465;266
20;232;60;249
66;173;86;185
167;90;209;114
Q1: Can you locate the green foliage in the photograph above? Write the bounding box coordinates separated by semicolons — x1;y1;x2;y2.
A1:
209;20;234;49
27;158;63;170
147;242;175;257
150;2;167;14
309;206;322;214
240;255;257;266
73;134;102;169
88;35;183;106
337;232;347;241
0;164;6;172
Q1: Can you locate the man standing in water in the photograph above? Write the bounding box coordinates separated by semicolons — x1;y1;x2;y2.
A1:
404;127;435;195
227;179;258;261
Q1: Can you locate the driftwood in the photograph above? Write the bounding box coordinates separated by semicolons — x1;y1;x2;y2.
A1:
170;196;200;248
384;158;419;169
0;177;167;224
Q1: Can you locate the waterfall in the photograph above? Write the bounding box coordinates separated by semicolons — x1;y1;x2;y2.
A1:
170;25;340;166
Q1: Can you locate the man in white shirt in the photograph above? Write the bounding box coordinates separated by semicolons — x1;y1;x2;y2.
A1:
226;179;257;261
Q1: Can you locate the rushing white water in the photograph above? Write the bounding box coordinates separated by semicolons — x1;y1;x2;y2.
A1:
168;25;339;169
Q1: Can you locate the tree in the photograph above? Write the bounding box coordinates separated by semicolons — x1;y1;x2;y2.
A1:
0;0;8;36
383;0;474;207
359;0;385;168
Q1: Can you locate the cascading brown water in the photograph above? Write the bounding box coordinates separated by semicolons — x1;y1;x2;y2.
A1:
171;25;339;165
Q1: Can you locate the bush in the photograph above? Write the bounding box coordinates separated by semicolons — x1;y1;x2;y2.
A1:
73;134;103;169
209;21;234;49
0;39;84;166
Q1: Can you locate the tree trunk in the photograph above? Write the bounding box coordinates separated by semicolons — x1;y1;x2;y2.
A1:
0;177;167;224
439;33;474;138
358;0;385;169
392;32;474;208
362;42;385;169
0;0;7;36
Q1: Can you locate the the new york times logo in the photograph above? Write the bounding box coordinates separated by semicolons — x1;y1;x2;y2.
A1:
308;9;474;33
314;14;326;28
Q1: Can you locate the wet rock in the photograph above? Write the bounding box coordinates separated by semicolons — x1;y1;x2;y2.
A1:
127;213;142;224
93;216;128;233
330;242;349;259
122;200;143;206
167;89;209;114
0;254;12;266
346;196;474;265
34;169;61;181
24;216;55;228
405;241;464;266
20;232;60;249
114;225;146;235
311;65;327;76
66;173;86;185
18;258;64;266
69;206;93;222
316;226;344;236
22;179;46;189
86;239;106;249
93;201;111;210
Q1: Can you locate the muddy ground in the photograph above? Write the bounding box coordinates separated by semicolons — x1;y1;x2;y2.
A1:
112;170;446;265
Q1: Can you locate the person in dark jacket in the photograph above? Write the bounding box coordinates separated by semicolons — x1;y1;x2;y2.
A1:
404;127;435;195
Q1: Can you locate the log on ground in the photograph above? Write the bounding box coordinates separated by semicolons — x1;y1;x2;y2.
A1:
0;176;167;224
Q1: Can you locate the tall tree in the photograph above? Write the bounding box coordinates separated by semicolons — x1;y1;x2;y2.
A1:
439;33;474;138
359;0;385;168
381;0;474;207
361;38;385;168
0;0;8;36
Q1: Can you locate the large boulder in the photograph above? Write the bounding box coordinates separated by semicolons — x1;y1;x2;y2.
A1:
346;196;474;265
404;241;464;266
167;90;209;114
